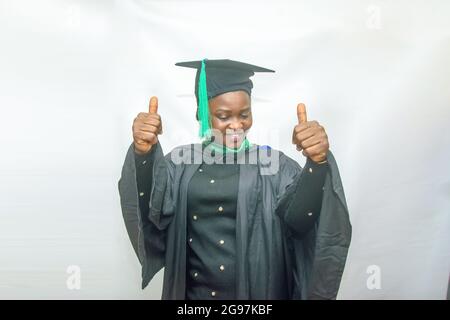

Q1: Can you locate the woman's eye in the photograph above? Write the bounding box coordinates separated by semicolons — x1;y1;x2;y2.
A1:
241;114;249;119
217;115;228;120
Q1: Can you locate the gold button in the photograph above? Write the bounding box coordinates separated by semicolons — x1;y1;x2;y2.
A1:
307;212;313;216
211;291;216;297
193;215;198;220
210;179;215;184
219;240;225;245
218;206;223;212
189;238;193;243
219;265;225;271
199;168;203;172
139;192;144;197
194;272;198;277
309;167;313;173
142;160;146;165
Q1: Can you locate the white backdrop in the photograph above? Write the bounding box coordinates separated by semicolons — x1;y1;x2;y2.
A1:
0;0;449;299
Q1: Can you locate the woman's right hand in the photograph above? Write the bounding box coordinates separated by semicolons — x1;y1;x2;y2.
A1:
132;96;162;155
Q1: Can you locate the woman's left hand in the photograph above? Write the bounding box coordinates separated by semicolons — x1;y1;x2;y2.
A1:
292;103;329;163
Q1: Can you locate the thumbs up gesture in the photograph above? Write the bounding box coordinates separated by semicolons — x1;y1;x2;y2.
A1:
292;103;329;163
132;96;163;155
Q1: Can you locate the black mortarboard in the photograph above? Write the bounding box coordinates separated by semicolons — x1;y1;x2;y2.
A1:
175;59;275;103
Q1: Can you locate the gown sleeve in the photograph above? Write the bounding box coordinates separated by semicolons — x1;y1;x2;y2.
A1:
275;151;352;300
118;142;176;289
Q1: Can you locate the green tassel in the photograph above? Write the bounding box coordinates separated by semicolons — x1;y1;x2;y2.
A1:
197;59;210;139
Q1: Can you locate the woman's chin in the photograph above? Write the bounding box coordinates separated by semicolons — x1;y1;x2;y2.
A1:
224;143;241;149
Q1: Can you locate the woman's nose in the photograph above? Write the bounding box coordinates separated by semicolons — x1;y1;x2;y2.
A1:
228;120;243;130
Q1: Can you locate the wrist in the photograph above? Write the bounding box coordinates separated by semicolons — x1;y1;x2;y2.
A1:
306;157;328;167
134;144;153;157
310;152;328;165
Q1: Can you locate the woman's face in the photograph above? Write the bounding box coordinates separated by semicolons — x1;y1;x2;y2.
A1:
208;90;252;149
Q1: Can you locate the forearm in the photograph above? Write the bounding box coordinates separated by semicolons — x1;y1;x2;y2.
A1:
284;158;329;235
134;146;157;221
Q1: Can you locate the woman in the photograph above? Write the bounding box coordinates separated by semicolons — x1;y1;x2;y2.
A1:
119;59;351;300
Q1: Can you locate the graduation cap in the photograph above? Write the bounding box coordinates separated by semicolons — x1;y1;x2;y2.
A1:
175;59;275;139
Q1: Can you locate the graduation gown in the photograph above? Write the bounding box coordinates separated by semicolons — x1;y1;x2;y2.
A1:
118;142;351;300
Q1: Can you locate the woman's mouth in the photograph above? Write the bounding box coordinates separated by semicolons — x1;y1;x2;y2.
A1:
225;131;245;146
230;134;241;142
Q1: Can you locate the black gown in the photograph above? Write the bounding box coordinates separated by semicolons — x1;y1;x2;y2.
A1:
119;142;351;299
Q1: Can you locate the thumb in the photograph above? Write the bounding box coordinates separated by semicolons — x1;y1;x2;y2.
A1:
297;103;307;124
149;96;158;114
